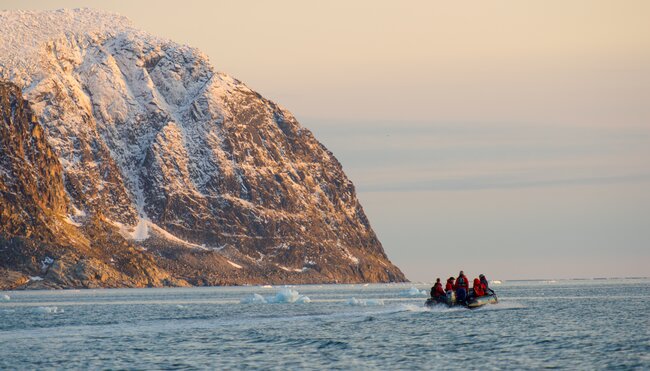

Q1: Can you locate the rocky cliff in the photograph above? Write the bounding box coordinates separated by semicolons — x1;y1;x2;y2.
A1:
0;9;406;289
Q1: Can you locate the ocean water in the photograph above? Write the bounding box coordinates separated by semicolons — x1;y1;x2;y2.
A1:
1;279;648;370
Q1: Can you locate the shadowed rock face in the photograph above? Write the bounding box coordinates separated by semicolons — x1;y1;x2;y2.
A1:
0;9;406;288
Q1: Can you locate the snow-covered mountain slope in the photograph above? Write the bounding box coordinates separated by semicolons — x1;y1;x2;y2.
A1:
0;9;406;287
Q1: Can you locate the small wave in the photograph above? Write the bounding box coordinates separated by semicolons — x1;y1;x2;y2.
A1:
474;301;526;311
316;340;349;350
400;303;433;312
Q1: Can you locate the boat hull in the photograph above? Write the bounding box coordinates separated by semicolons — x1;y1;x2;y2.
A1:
466;293;498;309
425;292;498;309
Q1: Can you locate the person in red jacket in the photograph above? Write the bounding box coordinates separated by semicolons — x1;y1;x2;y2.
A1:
430;278;445;299
445;277;455;292
455;270;469;303
473;277;485;297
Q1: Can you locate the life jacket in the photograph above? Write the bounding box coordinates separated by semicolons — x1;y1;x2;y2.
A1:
480;277;489;290
433;282;445;297
456;275;468;290
473;278;485;297
445;281;454;291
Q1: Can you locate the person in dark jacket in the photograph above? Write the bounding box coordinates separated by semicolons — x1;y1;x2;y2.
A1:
479;274;494;294
455;270;469;304
431;278;445;299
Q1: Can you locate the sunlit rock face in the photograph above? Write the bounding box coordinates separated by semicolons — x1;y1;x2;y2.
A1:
0;9;406;288
0;80;184;289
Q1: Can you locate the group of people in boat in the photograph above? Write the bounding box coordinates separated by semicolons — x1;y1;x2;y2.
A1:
430;271;494;305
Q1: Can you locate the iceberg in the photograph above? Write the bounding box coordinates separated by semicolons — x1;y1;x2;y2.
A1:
267;288;311;304
346;297;384;306
1;294;9;301
240;288;311;304
399;287;427;297
240;293;268;304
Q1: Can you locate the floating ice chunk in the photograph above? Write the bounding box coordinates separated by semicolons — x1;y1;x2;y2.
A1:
240;293;267;304
268;288;310;304
294;295;311;304
241;288;310;304
346;297;384;306
490;280;502;285
1;294;10;301
261;285;273;289
35;306;64;314
399;287;427;297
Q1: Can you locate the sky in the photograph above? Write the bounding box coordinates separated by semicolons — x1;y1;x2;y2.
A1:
2;0;649;280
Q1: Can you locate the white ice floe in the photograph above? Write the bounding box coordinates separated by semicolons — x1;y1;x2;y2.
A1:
269;288;311;304
490;280;502;285
240;288;310;304
240;293;267;304
399;287;427;297
1;294;10;301
346;297;384;306
35;306;64;314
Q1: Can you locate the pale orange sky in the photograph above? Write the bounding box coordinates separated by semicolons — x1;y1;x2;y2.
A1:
1;1;649;280
3;0;649;125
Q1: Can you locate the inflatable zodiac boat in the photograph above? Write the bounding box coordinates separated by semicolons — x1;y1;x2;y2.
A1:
425;291;498;309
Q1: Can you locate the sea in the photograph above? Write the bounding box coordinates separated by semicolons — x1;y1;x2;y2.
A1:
1;279;648;370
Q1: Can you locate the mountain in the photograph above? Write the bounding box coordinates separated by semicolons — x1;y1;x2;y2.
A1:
0;9;406;289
